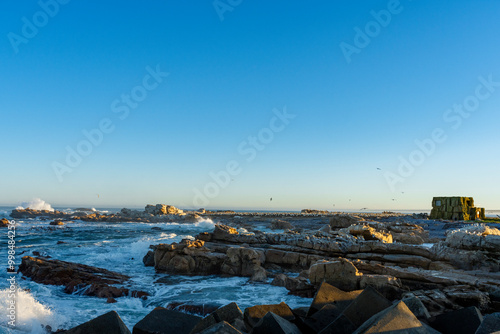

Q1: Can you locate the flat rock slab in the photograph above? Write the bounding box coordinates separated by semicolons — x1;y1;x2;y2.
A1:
133;308;202;334
244;302;294;330
251;312;301;334
308;282;362;316
430;306;483;334
64;311;131;334
18;256;143;299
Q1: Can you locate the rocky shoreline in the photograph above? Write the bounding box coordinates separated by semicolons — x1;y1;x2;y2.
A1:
11;206;500;333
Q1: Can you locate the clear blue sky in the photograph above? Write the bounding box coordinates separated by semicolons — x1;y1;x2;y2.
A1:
1;1;499;211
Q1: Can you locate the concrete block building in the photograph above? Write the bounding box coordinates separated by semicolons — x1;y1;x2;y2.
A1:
430;196;485;221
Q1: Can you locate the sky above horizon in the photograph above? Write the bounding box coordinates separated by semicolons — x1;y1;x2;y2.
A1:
1;1;499;211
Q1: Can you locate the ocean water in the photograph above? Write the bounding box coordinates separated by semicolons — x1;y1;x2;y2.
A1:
0;212;310;333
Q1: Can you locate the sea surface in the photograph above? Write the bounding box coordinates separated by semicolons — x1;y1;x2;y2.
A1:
0;207;311;333
1;206;499;333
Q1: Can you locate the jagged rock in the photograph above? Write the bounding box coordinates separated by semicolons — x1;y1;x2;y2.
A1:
271;274;314;296
197;321;241;334
243;302;294;330
309;258;363;290
166;303;220;316
133;308;201;334
18;256;135;299
1;218;10;227
319;224;332;234
342;286;392;328
10;208;68;219
249;266;267;282
353;301;429;334
342;224;393;243
307;282;362;316
143;251;155;266
330;214;364;228
430;306;483;334
445;224;500;252
251;312;301;334
145;204;181;216
50;220;64;225
190;302;244;334
270;219;294;230
318;314;356;334
64;311;131;334
475;312;500;334
402;294;431;319
221;247;265;278
304;304;345;333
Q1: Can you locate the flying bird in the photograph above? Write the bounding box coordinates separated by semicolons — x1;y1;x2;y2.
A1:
377;168;381;170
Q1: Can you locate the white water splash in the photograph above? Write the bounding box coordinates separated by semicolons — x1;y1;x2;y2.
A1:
16;199;54;212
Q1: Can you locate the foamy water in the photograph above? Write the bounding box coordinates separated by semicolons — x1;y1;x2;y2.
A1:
0;216;310;333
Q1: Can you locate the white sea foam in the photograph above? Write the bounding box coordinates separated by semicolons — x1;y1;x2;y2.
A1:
0;288;67;333
16;198;54;212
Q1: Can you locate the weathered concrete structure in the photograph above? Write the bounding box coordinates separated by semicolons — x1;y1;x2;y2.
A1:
430;196;485;221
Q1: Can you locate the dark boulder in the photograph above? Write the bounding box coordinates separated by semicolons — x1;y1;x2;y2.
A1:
430;306;483;334
133;308;201;334
64;311;130;334
251;312;301;334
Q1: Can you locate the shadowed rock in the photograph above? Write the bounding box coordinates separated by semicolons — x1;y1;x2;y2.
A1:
353;301;430;334
342;286;392;328
243;302;294;330
64;311;131;334
475;312;500;334
430;306;483;334
251;312;301;334
133;308;201;334
307;282;362;316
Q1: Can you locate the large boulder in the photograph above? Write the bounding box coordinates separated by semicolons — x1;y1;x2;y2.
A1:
341;286;392;328
342;224;393;243
445;224;500;252
64;311;131;334
18;256;144;299
429;306;483;334
190;302;244;334
475;312;500;334
330;214;364;228
309;258;363;291
353;301;429;334
251;312;301;334
133;308;201;334
221;247;266;278
307;282;362;316
243;302;294;330
0;218;10;227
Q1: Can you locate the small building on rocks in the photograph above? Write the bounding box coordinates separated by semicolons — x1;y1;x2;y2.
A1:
430;196;485;221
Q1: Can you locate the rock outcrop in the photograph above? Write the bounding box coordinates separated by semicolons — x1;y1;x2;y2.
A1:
19;256;148;300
